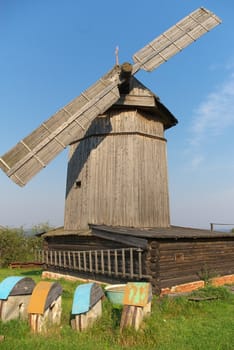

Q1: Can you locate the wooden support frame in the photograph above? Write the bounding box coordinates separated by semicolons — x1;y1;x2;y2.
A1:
120;282;152;331
36;247;150;280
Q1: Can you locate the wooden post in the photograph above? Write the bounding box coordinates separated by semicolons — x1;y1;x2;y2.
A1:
101;250;104;274
54;250;57;266
107;250;111;276
120;282;152;331
63;251;66;268
122;249;126;278
45;250;49;265
95;251;98;273
68;251;71;268
129;248;134;278
78;252;81;270
114;250;118;276
89;251;93;272
137;248;143;279
58;251;62;267
83;251;87;271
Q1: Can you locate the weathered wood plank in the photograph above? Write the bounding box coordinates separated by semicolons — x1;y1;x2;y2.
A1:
91;228;148;249
64;107;170;230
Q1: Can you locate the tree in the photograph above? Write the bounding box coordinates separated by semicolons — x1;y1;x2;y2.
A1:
0;227;42;267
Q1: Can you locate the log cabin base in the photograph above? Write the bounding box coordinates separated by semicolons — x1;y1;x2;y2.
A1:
160;274;234;295
42;271;234;298
40;225;234;295
41;270;103;285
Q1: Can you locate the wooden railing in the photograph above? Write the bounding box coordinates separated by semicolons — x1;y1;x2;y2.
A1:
36;248;150;280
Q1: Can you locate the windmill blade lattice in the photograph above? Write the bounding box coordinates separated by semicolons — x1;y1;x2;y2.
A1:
0;68;120;186
0;7;221;186
132;7;221;73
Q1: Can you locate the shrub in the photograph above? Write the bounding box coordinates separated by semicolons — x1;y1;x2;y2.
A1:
0;227;42;267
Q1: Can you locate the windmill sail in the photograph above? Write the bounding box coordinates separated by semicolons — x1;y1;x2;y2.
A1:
132;7;221;73
0;68;120;186
0;7;221;186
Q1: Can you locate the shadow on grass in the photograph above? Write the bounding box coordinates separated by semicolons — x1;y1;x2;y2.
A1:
19;269;42;277
111;307;122;328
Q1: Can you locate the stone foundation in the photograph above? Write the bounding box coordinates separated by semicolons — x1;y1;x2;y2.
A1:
160;274;234;296
42;271;234;296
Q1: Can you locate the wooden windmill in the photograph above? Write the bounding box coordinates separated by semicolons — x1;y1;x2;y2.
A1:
0;8;221;233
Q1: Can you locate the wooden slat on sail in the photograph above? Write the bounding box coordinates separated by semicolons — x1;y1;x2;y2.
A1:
132;7;221;73
0;68;120;186
0;7;221;187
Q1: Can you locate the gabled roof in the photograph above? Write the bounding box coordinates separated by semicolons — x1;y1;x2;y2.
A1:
113;76;178;130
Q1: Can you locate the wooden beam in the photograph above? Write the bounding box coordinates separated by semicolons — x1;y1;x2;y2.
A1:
92;228;148;249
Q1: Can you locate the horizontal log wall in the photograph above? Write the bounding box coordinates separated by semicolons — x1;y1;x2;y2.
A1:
43;234;234;294
147;238;234;289
143;241;160;294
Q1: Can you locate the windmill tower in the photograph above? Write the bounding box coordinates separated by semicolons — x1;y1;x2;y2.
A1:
64;75;177;230
0;8;221;233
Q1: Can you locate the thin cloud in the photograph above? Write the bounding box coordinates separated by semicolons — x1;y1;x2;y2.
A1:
191;73;234;144
190;154;204;168
187;71;234;167
225;57;234;71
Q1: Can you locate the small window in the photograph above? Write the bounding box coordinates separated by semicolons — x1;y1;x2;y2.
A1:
175;253;184;263
75;180;81;188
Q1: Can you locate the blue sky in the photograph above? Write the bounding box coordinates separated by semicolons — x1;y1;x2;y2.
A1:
0;1;234;230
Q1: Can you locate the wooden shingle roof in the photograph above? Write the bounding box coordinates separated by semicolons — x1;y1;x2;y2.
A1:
90;224;234;240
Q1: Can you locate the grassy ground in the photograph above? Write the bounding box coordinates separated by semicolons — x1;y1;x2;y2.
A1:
0;268;233;350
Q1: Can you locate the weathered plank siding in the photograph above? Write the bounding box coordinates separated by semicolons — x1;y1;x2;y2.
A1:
64;109;170;230
146;238;234;292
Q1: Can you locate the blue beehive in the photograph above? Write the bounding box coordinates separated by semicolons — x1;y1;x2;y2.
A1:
71;283;104;331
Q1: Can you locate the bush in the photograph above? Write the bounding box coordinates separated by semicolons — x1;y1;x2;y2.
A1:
0;227;42;267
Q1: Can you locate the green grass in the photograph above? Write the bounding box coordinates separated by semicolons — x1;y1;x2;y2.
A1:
0;269;233;349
